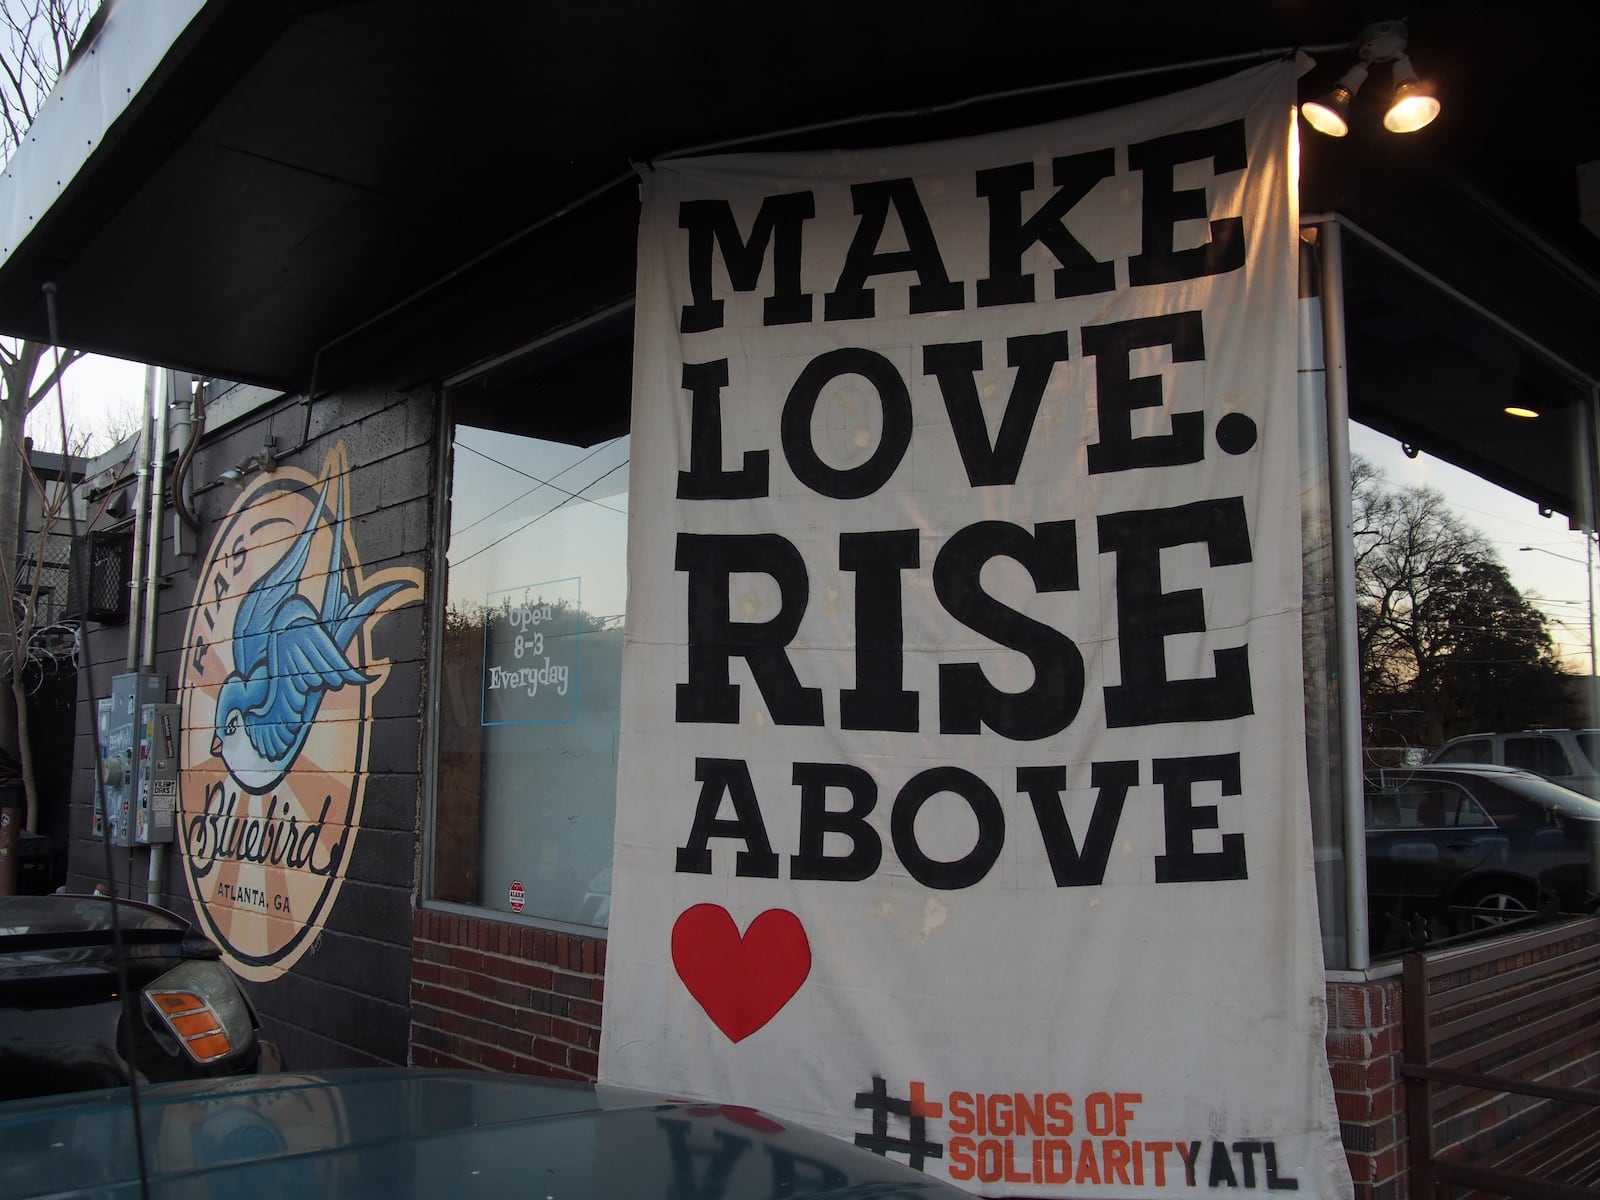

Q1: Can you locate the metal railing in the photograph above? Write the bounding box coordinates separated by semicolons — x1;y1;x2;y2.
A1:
1403;918;1600;1199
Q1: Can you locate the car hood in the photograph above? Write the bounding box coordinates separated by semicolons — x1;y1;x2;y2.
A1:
0;1069;969;1199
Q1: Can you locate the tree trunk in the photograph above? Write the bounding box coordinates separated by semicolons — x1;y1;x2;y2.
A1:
0;341;45;830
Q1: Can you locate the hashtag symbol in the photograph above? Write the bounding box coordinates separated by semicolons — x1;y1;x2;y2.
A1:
853;1076;944;1170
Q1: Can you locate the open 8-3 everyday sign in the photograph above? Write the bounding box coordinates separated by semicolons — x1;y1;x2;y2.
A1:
601;63;1352;1199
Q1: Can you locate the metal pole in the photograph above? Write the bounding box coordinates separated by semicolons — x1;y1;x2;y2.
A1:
140;373;169;672
1588;533;1596;706
1319;219;1370;970
143;371;170;905
124;366;158;670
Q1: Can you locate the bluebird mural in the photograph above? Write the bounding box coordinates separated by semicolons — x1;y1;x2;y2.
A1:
179;449;422;979
211;481;411;794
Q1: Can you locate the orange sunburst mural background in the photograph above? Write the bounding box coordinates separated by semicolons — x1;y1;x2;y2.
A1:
177;446;422;980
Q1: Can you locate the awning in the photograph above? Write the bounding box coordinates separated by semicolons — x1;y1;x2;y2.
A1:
1;1;1597;394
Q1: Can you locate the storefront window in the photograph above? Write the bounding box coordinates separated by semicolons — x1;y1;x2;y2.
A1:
429;404;630;928
1337;229;1599;959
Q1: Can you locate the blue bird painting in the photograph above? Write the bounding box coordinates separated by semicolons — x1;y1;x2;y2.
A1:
211;479;413;794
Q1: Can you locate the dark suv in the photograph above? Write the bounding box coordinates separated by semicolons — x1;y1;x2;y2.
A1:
1429;729;1600;799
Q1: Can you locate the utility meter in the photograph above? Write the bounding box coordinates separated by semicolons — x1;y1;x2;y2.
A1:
136;702;181;844
101;672;166;847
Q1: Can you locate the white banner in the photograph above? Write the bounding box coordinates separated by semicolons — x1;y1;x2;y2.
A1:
603;62;1351;1199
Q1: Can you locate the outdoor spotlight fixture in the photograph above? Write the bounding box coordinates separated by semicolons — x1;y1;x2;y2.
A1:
1302;19;1440;137
213;437;278;491
1383;53;1441;132
1301;63;1367;137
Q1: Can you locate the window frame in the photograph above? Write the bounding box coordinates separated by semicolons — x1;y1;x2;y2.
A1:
421;306;635;933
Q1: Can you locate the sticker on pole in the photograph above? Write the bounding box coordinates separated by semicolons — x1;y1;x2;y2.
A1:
509;880;526;913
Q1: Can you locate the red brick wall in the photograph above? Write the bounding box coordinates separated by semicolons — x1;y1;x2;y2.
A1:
419;909;1600;1199
409;908;605;1079
1326;978;1407;1200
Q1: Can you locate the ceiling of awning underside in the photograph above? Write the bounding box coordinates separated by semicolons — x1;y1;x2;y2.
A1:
0;0;1596;395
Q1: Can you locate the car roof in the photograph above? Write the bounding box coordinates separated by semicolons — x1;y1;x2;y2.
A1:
1366;764;1600;819
1370;762;1535;779
1436;729;1600;740
0;1069;972;1199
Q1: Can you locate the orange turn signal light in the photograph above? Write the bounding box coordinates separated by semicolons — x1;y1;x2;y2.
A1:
147;989;235;1062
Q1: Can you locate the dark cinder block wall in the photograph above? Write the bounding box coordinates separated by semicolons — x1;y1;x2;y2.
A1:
68;384;437;1070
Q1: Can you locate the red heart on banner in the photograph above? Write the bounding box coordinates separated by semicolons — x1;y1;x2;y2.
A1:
671;904;812;1043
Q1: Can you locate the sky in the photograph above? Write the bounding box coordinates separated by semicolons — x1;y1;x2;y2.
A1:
1353;423;1598;675
22;349;147;456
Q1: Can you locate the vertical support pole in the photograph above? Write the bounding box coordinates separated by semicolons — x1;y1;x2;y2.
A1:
124;365;158;671
1319;219;1370;969
1402;950;1435;1200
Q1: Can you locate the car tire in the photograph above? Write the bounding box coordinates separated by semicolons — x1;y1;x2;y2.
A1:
1455;879;1538;933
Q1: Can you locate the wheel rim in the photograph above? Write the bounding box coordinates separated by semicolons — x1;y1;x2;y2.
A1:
1468;890;1532;928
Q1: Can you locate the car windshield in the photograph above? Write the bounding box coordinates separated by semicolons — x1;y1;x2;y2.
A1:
0;896;189;939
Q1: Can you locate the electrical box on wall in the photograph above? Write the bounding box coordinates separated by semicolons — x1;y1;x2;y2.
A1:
101;672;167;847
93;699;110;839
136;703;181;845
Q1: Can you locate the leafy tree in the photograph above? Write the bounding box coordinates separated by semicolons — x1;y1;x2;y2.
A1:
1353;455;1577;748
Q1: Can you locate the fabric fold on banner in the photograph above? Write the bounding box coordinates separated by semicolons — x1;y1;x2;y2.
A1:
603;60;1352;1200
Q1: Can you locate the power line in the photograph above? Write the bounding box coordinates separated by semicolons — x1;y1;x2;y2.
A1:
452;459;630;568
452;436;626;537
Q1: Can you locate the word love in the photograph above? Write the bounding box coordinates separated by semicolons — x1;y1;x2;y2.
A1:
679;312;1248;504
676;754;1247;891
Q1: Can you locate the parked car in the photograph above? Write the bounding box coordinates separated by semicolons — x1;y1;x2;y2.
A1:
1364;763;1600;951
0;894;273;1101
1428;728;1600;799
0;1069;973;1199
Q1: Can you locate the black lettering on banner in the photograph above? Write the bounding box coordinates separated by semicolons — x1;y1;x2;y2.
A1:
679;193;817;333
1097;499;1253;727
891;767;1004;889
1207;1140;1240;1188
675;534;823;726
1152;753;1247;883
934;520;1083;740
678;359;770;500
1264;1143;1301;1191
675;757;780;878
975;151;1117;306
840;530;919;732
656;1115;752;1196
1128;121;1248;286
824;178;964;321
781;348;912;499
1083;311;1206;475
923;331;1071;487
1232;1141;1263;1188
791;762;883;882
1018;760;1138;886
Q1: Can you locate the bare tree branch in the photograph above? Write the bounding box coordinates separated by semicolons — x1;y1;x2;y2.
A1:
0;0;94;832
